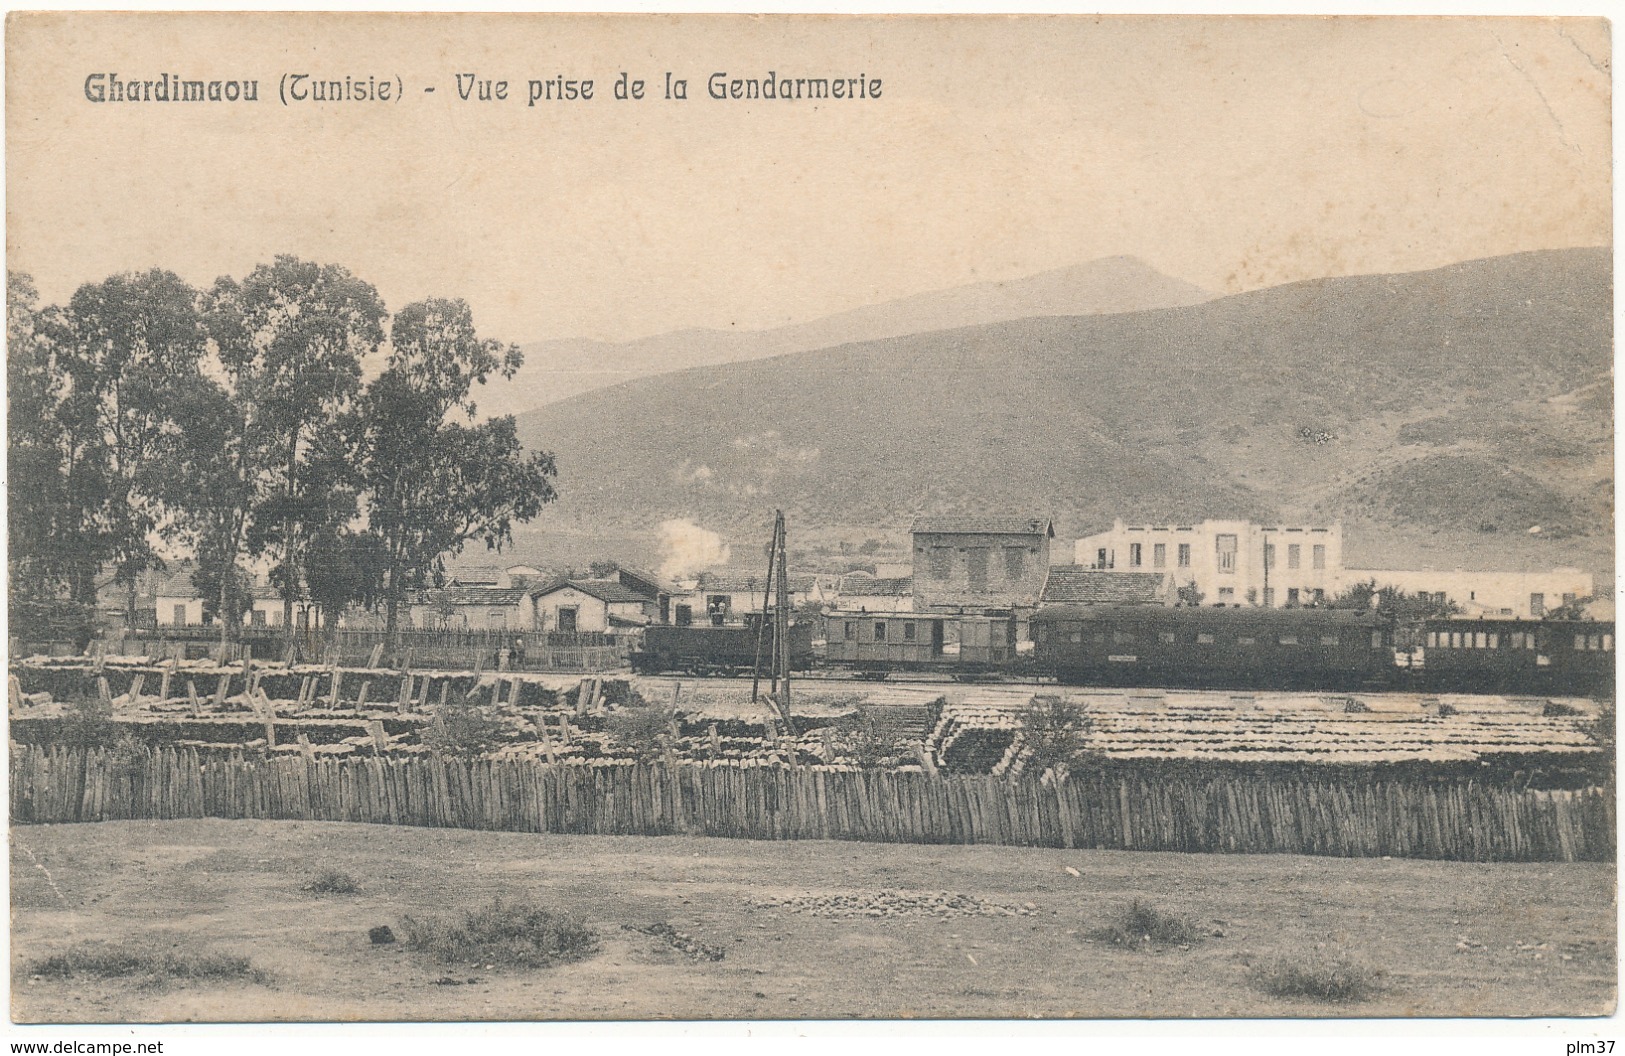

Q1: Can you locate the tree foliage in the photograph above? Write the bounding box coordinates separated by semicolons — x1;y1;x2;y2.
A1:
355;298;556;636
1020;696;1095;774
9;263;557;652
204;256;386;633
1326;579;1461;620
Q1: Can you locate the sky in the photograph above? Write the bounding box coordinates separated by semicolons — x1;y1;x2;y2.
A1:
6;13;1612;345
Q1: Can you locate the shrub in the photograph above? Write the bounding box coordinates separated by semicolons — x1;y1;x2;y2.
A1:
303;870;361;895
28;942;267;988
401;898;599;970
1088;900;1206;948
420;696;511;757
1020;696;1094;773
606;705;678;761
1251;950;1380;1002
835;712;904;769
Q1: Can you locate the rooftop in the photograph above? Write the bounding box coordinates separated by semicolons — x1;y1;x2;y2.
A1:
1041;567;1169;605
910;516;1054;538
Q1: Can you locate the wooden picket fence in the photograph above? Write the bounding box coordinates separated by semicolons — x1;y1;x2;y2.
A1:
9;745;1613;863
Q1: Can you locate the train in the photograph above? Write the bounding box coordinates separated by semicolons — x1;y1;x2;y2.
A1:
627;606;1615;697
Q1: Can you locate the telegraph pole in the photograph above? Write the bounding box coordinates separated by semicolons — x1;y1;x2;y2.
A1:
751;510;793;724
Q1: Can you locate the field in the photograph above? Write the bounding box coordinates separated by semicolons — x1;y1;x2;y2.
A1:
10;819;1615;1022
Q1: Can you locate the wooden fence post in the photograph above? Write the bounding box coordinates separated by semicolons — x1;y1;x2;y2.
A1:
538;719;558;764
355;680;371;713
369;719;389;756
328;667;343;708
185;679;201;717
367;642;385;669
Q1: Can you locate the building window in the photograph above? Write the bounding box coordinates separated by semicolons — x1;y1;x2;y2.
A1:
173;603;188;625
1313;588;1325;604
1312;544;1326;570
1263;543;1275;570
1004;547;1025;582
930;548;951;580
675;604;693;627
1530;593;1545;617
874;621;887;642
251;609;265;627
844;620;856;640
1262;588;1275;608
1153;543;1166;569
966;548;990;592
1218;587;1235;603
1129;543;1143;568
1286;588;1300;607
903;622;917;642
1216;534;1237;573
1287;544;1301;570
1177;543;1191;568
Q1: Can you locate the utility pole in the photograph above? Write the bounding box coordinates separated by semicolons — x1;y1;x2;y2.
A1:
750;510;793;725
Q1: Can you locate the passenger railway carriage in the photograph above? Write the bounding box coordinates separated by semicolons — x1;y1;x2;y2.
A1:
628;603;1612;698
823;611;1017;677
1030;605;1392;690
1419;617;1614;697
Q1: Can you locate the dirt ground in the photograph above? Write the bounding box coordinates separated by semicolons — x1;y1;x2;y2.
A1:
9;818;1616;1023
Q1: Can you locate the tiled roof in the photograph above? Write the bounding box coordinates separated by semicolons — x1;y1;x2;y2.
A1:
425;586;531;608
841;575;913;596
1041;567;1168;605
910;516;1054;538
153;570;198;599
569;579;653;604
445;564;505;585
531;578;652;604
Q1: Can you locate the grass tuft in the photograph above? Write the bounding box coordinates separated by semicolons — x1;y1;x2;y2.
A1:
1251;950;1381;1002
1088;900;1206;947
303;870;361;895
28;942;267;988
401;898;599;970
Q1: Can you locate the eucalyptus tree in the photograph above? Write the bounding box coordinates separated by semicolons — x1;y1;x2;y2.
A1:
55;269;211;622
354;297;557;638
202;256;386;639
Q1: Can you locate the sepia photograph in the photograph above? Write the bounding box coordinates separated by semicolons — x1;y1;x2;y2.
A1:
4;8;1615;1038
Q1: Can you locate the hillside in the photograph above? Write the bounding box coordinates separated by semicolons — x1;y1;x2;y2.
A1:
511;248;1612;576
479;256;1212;416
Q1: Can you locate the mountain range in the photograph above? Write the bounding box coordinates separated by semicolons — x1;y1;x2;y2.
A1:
506;247;1612;580
479;256;1213;417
